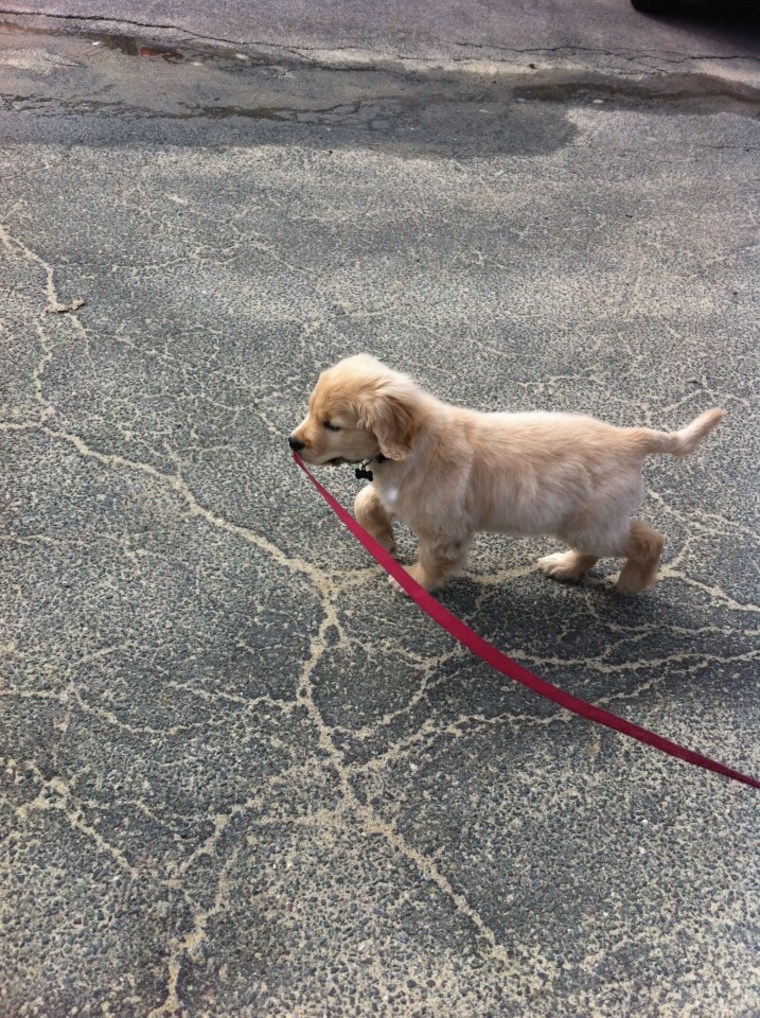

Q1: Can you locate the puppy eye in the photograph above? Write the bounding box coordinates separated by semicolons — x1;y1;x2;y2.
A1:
324;420;341;432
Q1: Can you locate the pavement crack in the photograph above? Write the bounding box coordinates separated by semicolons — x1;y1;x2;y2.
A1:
0;220;90;423
294;617;542;973
0;8;192;37
26;421;330;590
0;221;88;338
12;759;142;880
147;843;243;1018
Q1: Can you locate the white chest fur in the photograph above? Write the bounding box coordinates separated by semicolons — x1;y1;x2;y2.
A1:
382;486;400;508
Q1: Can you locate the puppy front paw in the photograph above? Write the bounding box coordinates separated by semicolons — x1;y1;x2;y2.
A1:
388;562;431;596
537;551;596;583
537;552;575;581
388;573;410;597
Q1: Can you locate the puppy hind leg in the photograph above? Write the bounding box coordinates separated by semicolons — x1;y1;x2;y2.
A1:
537;550;599;583
616;519;665;594
354;485;397;555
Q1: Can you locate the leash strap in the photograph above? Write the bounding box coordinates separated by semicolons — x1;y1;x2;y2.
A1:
294;453;758;790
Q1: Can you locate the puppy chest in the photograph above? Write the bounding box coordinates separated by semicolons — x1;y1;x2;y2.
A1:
379;485;400;510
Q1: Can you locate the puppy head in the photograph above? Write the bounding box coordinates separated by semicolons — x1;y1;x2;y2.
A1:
289;354;421;465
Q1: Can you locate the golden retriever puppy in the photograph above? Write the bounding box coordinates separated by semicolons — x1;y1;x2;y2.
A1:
289;355;724;594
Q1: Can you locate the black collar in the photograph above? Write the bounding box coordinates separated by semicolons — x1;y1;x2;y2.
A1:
355;454;386;482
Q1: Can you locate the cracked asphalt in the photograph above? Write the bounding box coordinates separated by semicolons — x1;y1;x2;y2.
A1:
1;4;759;1016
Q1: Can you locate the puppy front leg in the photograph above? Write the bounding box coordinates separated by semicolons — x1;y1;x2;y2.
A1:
391;533;471;594
355;484;397;556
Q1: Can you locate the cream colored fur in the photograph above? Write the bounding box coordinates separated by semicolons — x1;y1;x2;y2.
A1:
290;355;725;594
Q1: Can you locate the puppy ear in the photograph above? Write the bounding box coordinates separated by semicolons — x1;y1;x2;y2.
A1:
362;387;419;461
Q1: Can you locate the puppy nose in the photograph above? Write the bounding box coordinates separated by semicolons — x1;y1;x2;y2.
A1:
288;436;305;452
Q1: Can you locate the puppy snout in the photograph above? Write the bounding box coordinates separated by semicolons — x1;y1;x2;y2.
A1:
288;435;305;452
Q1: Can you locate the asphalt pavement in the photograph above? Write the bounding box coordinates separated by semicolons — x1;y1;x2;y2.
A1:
1;3;759;1016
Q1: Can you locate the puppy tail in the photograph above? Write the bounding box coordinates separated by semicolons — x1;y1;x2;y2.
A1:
638;408;725;458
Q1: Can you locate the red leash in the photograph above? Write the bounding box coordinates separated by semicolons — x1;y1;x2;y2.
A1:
294;453;759;790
